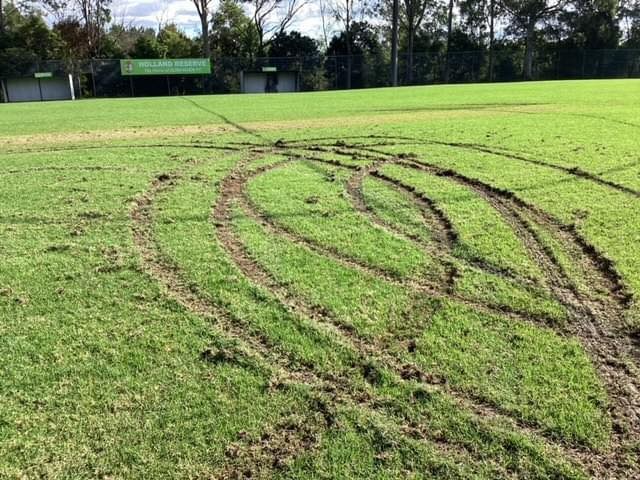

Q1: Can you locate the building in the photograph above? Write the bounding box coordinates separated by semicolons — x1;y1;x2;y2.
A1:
1;72;76;103
240;68;300;94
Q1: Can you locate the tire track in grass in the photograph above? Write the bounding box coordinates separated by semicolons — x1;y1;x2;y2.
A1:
237;181;578;447
129;138;638;478
304;139;631;314
242;155;564;326
342;154;543;289
361;150;640;445
130;167;336;478
213;151;615;474
271;135;640;199
246;139;639;477
344;157;460;293
353;149;640;477
11;132;637;198
210;154;599;478
130;160;517;479
1;142;243;157
302;139;635;315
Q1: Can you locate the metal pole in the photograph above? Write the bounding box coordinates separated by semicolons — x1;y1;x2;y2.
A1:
391;0;399;86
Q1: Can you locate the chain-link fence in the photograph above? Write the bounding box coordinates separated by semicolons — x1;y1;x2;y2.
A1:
3;48;639;99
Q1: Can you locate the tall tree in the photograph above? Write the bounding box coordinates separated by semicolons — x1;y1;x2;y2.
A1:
391;0;399;85
0;6;63;76
444;0;455;82
77;0;111;56
269;30;320;56
319;0;332;49
402;0;431;82
501;0;568;79
210;0;259;58
244;0;308;54
621;0;640;46
619;0;640;44
157;24;198;58
378;0;434;82
560;0;620;49
327;20;385;88
489;0;496;80
130;34;166;58
192;0;214;58
331;0;362;88
1;0;5;36
38;0;111;57
457;0;503;80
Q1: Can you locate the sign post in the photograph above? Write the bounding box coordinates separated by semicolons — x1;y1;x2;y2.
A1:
34;72;52;100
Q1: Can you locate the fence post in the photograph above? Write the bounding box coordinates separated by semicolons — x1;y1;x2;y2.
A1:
90;59;97;97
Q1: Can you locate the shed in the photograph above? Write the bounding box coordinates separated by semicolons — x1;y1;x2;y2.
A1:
240;68;299;94
1;72;75;103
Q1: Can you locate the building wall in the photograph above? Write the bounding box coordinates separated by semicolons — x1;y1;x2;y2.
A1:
243;73;267;94
41;76;75;100
241;72;298;94
277;73;297;93
5;78;41;102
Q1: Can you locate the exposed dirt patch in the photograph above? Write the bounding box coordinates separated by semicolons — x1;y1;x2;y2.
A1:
216;409;332;480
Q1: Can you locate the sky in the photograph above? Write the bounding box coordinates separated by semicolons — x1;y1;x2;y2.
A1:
110;0;330;40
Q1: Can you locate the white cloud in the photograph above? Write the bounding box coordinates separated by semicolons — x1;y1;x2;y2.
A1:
111;0;202;35
110;0;328;40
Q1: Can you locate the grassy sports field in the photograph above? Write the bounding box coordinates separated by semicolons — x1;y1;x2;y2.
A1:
1;79;640;479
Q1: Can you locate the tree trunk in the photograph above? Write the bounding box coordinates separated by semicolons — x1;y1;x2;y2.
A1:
524;20;535;80
444;0;454;83
0;0;5;36
200;13;210;93
408;25;415;84
346;1;352;89
201;16;210;59
391;0;399;86
346;41;352;89
488;0;494;82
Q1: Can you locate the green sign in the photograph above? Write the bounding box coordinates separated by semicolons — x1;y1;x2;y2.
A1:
262;66;277;72
34;72;53;78
120;58;211;76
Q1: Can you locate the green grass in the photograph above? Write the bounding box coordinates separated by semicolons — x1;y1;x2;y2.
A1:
1;79;639;478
